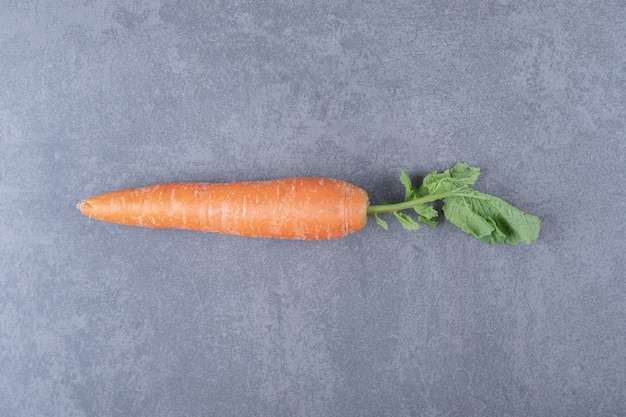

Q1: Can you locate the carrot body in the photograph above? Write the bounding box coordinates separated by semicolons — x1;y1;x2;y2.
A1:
77;178;369;240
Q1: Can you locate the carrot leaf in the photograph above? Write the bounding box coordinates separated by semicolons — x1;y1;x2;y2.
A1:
413;204;439;228
367;163;540;245
393;212;421;230
399;168;414;199
442;190;540;245
417;163;481;196
374;213;389;231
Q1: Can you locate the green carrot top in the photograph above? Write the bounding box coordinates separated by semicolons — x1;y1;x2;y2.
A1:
367;163;541;245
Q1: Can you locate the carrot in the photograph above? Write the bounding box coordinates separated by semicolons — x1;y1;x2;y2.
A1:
77;178;369;240
77;163;541;244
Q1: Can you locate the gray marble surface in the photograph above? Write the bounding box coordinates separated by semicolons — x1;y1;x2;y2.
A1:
1;1;625;416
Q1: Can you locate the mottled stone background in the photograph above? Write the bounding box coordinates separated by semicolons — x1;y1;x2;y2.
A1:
1;1;625;416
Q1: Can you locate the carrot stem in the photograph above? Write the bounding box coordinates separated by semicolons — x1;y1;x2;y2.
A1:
366;189;486;215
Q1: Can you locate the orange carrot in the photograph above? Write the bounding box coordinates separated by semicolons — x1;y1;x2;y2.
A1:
78;164;541;244
77;178;370;240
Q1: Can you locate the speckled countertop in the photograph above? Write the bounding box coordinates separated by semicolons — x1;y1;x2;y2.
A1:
1;1;625;416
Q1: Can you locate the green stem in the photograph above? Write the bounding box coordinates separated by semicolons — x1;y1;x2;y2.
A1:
366;190;479;215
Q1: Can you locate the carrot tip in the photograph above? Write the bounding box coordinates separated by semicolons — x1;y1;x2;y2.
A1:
77;200;92;215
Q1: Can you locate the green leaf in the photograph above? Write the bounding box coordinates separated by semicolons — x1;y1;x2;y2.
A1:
413;204;439;228
442;190;541;245
374;213;389;231
366;162;540;245
392;212;421;230
418;163;481;196
399;169;413;199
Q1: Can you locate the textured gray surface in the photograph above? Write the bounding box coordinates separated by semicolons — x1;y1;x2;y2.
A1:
1;1;625;416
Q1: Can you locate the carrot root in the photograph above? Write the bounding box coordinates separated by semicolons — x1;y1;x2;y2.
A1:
78;178;369;240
